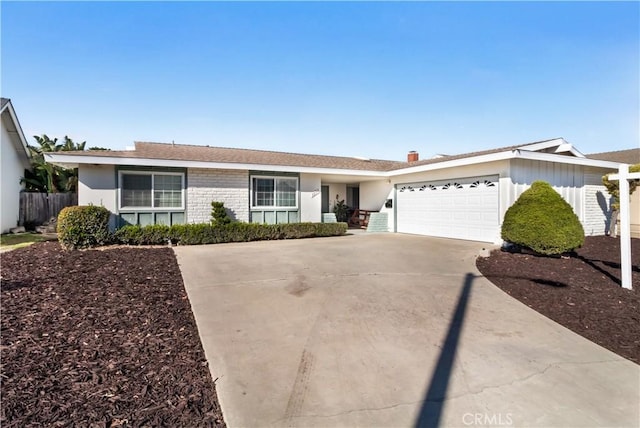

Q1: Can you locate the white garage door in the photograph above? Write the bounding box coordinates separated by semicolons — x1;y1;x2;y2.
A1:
396;175;499;242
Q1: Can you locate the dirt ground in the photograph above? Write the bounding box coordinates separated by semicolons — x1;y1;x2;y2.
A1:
1;242;225;427
477;235;640;364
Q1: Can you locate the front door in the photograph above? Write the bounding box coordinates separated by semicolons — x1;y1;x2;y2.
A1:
321;185;330;213
347;186;360;209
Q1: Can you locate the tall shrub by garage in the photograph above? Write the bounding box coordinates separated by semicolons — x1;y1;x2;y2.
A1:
57;205;112;250
501;181;584;255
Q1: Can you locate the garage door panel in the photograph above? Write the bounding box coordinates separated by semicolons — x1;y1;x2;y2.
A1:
396;175;499;242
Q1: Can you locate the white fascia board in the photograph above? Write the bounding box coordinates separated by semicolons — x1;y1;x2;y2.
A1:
518;138;567;152
519;138;586;158
44;153;389;177
387;151;517;176
2;101;30;163
562;145;586;158
514;149;622;169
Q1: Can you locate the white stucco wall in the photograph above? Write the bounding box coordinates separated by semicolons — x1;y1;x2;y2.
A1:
187;168;249;223
391;160;510;189
359;180;394;231
327;183;347;211
300;173;322;222
78;165;117;209
1;118;29;233
78;164;117;229
631;192;640;239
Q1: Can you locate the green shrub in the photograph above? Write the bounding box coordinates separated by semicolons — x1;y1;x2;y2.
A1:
333;198;349;222
57;205;112;250
211;201;233;225
114;222;348;246
114;224;171;245
502;181;584;255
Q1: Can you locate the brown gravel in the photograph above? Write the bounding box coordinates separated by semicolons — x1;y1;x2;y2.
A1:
1;241;226;427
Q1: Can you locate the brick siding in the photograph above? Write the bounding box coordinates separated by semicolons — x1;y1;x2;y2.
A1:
186;168;249;223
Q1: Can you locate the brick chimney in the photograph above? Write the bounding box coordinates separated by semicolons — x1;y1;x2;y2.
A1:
407;151;419;162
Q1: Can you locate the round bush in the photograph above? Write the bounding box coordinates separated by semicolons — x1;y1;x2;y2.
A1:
57;205;112;250
502;181;584;255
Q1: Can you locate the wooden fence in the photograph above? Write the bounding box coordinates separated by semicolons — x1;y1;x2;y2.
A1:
19;192;77;226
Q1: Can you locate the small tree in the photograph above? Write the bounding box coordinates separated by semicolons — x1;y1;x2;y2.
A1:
602;164;640;237
211;201;232;225
502;181;584;255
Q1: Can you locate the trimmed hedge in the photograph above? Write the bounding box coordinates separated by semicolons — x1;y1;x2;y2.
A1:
57;205;112;250
114;222;348;246
501;180;584;255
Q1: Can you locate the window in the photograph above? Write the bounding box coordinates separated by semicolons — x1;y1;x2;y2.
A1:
120;172;184;209
154;174;182;207
121;174;152;207
252;176;298;208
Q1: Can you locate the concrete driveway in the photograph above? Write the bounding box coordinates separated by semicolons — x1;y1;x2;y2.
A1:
175;233;639;428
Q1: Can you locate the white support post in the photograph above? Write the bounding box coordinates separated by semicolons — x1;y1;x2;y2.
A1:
618;165;632;290
609;164;640;290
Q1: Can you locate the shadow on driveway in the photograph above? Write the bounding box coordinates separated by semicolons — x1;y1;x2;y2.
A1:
415;272;474;428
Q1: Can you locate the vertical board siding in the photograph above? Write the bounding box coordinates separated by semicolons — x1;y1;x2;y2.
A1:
508;159;587;230
508;160;614;236
19;192;78;226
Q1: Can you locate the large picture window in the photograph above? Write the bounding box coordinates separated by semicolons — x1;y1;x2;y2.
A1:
252;176;298;208
120;172;184;209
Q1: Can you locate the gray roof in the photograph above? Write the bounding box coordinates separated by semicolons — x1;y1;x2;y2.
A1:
1;97;10;110
52;138;566;172
587;149;640;164
61;141;408;171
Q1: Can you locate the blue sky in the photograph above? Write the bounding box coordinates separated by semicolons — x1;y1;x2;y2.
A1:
2;1;638;160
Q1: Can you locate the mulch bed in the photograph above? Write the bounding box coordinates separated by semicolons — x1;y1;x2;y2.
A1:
477;236;640;364
1;242;226;427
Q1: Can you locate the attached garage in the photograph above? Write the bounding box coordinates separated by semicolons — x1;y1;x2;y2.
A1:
396;175;499;242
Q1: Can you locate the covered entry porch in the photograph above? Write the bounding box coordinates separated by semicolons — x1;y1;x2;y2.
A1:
316;174;393;230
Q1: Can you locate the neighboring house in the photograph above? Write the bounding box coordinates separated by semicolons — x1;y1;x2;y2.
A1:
46;137;624;244
587;148;640;238
1;98;30;233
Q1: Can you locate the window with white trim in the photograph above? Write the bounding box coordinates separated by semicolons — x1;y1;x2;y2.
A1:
120;172;184;209
252;176;298;208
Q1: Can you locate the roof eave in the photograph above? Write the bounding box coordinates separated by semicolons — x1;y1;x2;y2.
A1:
387;150;517;176
513;150;623;169
1;100;30;165
518;138;567;152
44;153;390;177
46;145;624;178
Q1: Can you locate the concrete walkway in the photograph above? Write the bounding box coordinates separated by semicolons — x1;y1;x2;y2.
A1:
175;233;639;427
